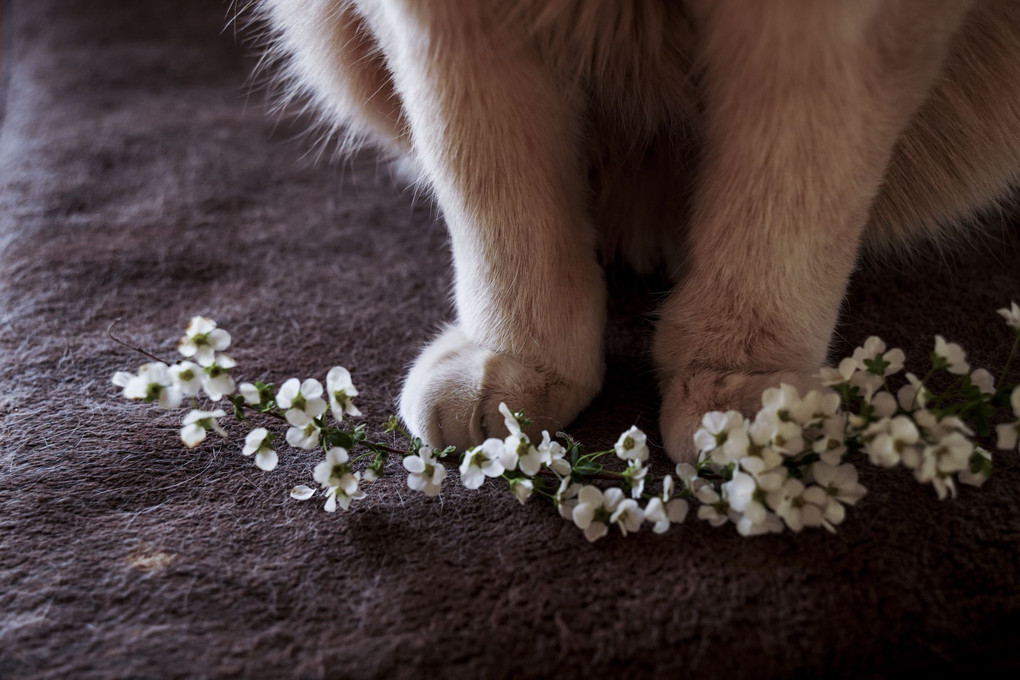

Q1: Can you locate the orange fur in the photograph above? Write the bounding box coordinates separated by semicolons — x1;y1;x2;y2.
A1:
255;0;1020;460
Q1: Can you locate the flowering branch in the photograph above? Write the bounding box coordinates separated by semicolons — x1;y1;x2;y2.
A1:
112;306;1020;541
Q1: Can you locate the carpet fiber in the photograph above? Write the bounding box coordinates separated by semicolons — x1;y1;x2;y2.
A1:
1;1;1019;677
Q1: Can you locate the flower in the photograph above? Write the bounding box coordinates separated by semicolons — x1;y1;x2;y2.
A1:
694;486;730;527
933;335;969;375
238;382;261;405
285;411;321;450
722;470;776;536
995;386;1020;451
242;427;278;471
119;362;181;409
403;447;446;497
614;425;649;462
178;316;231;366
553;478;582;520
959;447;992;488
459;438;506;490
180;409;227;448
609;496;644;537
201;354;237;401
864;416;920;467
818;357;859;386
851;336;905;377
766;478;827;532
644;476;689;534
510;478;534;505
625;460;648;499
811;462;866;507
169;361;203;397
496;403;546;475
998;301;1020;330
896;373;931;411
537;431;571;476
970;368;995;395
277;378;327;423
694;411;748;464
325;367;361;423
313;448;364;512
571;486;623;542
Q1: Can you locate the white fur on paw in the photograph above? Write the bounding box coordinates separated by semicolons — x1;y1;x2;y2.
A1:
399;325;599;451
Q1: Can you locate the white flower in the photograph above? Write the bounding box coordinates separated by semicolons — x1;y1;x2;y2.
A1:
811;414;848;466
571;486;622;542
694;411;748;464
722;470;775;536
554;478;582;520
917;432;974;498
787;389;841;427
242;427;278;471
201;354;236;401
538;431;571;476
120;362;181;409
970;368;995;395
111;371;134;388
180;409;227;448
403;447;446;497
238;382;261;405
933;335;969;375
998;301;1020;330
614;425;649;462
177;316;231;367
285;410;321;450
852;336;905;377
290;485;315;501
459;438;506;490
510;478;534;505
959;447;992;488
625;460;648;499
864;416;919;467
766;478;827;532
277;378;327;424
313;448;364;512
869;391;898;419
169;361;203;397
818;357;859;386
644;476;689;534
674;463;704;493
995;387;1020;451
610;496;644;537
811;462;866;507
694;486;729;527
325;367;361;423
896;373;931;411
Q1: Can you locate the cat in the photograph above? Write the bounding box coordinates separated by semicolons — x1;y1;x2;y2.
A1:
254;0;1020;461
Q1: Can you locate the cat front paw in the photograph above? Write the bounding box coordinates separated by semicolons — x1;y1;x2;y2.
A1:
659;366;820;463
399;325;603;451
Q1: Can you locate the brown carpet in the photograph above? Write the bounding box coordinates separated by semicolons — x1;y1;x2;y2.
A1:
1;1;1019;677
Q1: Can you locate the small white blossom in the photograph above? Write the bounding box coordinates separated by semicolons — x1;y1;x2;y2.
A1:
625;460;648;499
277;378;327;423
610;496;644;537
538;431;571;476
852;336;906;377
644;476;689;534
238;382;261;405
285;410;321;450
864;416;919;467
510;478;534;505
314;448;364;512
959;447;992;488
169;361;203;397
767;478;827;532
242;427;277;471
995;386;1020;450
459;438;506;490
178;316;231;367
403;447;446;497
694;486;729;527
811;462;866;507
818;357;859;386
694;411;748;464
180;408;227;448
897;373;931;411
120;362;181;409
572;486;623;542
326;367;361;423
614;426;649;463
998;301;1020;330
933;335;969;375
554;478;582;520
201;354;236;401
970;368;995;395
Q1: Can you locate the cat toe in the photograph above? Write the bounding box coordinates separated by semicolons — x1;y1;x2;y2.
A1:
399;325;600;452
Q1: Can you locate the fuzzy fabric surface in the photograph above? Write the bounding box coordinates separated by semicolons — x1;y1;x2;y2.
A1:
1;1;1019;677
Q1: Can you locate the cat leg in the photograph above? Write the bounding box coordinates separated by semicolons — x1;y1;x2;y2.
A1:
356;1;606;449
655;0;974;461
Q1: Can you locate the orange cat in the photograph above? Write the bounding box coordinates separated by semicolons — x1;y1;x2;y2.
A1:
256;0;1020;461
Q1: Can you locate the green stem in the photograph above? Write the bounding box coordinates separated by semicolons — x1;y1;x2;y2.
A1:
997;331;1020;389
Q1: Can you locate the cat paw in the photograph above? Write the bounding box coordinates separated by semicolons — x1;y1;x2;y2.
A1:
659;366;820;463
399;325;602;451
